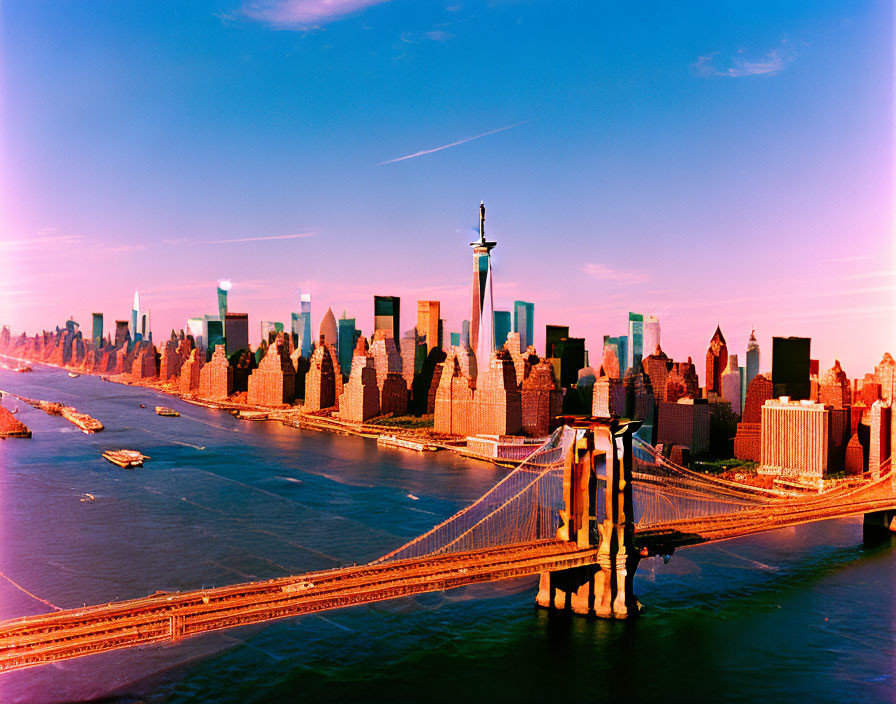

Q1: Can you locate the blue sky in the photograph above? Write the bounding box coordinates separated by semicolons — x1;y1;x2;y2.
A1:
1;0;893;374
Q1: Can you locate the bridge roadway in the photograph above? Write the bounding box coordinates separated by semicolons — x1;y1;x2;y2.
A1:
0;540;600;673
2;474;894;673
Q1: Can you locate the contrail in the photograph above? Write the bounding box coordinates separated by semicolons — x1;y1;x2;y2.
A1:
378;121;529;165
205;233;315;244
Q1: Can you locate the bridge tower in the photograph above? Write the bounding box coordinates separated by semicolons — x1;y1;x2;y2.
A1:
536;418;642;618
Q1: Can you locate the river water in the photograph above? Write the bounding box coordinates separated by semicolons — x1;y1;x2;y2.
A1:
0;365;893;703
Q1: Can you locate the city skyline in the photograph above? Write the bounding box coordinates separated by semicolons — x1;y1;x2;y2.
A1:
2;1;893;375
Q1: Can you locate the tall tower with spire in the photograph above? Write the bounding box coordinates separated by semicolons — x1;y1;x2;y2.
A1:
705;325;728;396
470;201;497;357
746;329;760;384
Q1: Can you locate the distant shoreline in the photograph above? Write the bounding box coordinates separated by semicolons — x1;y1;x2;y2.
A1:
0;353;522;468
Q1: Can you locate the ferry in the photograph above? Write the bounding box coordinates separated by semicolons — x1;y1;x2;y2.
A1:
61;407;104;433
102;450;148;468
155;406;180;417
67;372;80;378
377;435;439;452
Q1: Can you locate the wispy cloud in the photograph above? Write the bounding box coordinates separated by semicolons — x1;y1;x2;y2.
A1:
580;262;648;284
240;0;391;29
378;121;528;165
694;39;796;78
204;232;316;244
162;232;316;246
0;233;85;252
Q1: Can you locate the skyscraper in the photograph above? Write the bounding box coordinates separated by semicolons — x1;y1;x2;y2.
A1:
746;329;760;383
461;320;470;348
374;296;400;341
217;281;230;333
513;300;534;350
705;325;728;396
545;325;569;358
320;307;338;347
493;310;511;351
300;292;312;358
643;315;660;357
470;202;497;354
628;312;644;371
337;313;358;379
91;313;103;347
417;300;441;352
475;262;495;370
224;313;249;354
130;291;139;344
772;336;811;400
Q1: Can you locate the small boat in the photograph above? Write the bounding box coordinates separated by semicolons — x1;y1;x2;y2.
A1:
67;372;80;378
102;449;148;468
15;366;32;373
155;406;180;417
139;403;146;409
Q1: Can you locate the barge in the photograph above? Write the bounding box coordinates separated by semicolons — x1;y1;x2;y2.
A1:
61;407;104;433
102;450;148;468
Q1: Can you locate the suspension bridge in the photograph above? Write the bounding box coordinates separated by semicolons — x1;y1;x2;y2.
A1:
1;418;893;673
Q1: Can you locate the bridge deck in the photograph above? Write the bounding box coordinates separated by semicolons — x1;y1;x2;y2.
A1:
0;540;598;673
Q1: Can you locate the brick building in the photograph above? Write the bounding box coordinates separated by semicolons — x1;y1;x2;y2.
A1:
304;342;338;411
593;373;625;418
844;432;865;475
868;400;891;474
656;399;710;456
642;345;672;403
623;367;654;423
198;345;233;400
337;349;380;422
370;331;408;417
875;353;895;402
159;337;181;380
179;348;203;393
471;350;522;436
247;338;296;406
131;344;157;379
817;360;851;409
520;359;562;436
434;348;476;435
733;374;773;461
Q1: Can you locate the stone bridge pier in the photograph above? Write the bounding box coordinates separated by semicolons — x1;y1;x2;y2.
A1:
863;509;896;541
536;418;642;619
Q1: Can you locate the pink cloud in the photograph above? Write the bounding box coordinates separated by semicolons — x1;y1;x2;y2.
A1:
694;39;796;78
580;262;648;284
241;0;392;28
